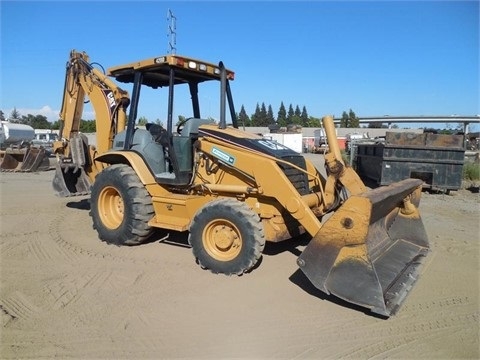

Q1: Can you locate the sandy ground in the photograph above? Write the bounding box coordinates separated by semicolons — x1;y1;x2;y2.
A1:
0;158;479;359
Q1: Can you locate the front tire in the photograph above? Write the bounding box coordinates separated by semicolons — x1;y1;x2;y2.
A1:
188;198;266;275
90;164;154;245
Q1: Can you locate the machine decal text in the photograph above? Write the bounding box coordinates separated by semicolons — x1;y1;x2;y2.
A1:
212;147;235;165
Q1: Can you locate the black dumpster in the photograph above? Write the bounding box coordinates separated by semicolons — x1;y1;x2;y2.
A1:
354;132;465;192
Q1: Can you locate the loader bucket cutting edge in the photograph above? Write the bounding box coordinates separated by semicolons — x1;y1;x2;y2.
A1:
297;178;430;317
52;163;91;197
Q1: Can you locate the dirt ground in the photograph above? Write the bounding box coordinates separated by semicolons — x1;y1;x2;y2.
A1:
0;158;479;359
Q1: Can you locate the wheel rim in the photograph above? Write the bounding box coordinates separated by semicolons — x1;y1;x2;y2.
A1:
98;186;124;230
203;219;242;261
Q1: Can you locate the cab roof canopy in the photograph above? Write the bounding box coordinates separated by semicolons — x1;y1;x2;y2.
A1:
107;54;235;89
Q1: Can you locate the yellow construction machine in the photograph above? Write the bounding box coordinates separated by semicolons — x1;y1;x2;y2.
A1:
53;50;429;317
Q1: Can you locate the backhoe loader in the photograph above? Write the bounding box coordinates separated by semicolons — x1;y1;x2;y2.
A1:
53;50;429;317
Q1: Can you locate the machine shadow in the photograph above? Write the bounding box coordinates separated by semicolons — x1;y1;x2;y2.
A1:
289;268;387;319
262;233;310;257
265;233;387;319
65;199;190;247
148;229;190;248
66;198;90;210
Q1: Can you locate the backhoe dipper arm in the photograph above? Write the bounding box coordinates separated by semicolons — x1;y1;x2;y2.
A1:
56;50;130;156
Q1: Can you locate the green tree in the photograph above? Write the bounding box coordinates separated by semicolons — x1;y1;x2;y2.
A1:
80;119;96;132
21;114;51;129
9;108;21;123
267;105;275;124
287;104;295;124
250;103;274;126
0;110;5;121
137;116;149;126
50;120;61;130
277;102;287;126
251;103;271;126
152;118;165;127
340;109;360;128
238;105;251;126
301;106;309;125
294;105;301;117
259;102;268;126
289;105;302;125
250;103;261;126
306;116;321;127
349;109;360;128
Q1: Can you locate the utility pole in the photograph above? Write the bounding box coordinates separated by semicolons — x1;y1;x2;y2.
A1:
167;9;177;55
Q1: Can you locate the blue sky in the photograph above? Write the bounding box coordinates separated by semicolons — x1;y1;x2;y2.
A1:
1;1;479;130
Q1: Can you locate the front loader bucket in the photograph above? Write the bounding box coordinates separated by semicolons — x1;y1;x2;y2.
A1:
19;147;50;171
297;178;429;317
0;150;24;171
52;162;91;197
0;148;50;172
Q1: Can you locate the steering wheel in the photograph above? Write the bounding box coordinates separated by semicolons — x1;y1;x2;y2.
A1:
176;117;195;135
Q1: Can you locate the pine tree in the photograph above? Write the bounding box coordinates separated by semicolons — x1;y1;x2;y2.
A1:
277;102;287;126
267;105;275;124
287;104;295;124
340;111;349;127
349;109;360;128
340;109;360;128
301;106;308;124
238;105;251;126
289;105;302;125
294;105;301;117
251;103;261;126
9;108;21;123
260;102;268;125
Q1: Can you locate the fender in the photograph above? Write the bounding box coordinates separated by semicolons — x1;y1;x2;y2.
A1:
95;151;157;185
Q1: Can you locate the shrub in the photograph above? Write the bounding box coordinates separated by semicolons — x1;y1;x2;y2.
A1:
463;162;480;181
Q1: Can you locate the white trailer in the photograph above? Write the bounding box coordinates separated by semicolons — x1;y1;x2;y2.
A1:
314;127;338;148
263;133;303;153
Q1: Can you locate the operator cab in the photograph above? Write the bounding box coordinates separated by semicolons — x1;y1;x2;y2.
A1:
107;55;237;186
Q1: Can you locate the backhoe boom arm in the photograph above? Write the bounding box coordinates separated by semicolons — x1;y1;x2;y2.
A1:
55;50;130;157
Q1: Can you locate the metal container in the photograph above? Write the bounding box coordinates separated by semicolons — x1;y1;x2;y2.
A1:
354;132;465;192
0;122;35;147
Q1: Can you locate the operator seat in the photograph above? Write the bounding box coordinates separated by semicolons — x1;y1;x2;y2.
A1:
180;118;215;137
146;123;166;142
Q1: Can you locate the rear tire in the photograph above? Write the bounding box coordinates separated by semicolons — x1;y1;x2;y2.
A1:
188;198;265;275
90;164;154;245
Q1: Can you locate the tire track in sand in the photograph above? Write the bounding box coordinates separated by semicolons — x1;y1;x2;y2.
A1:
0;291;40;326
330;296;478;359
43;268;114;310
